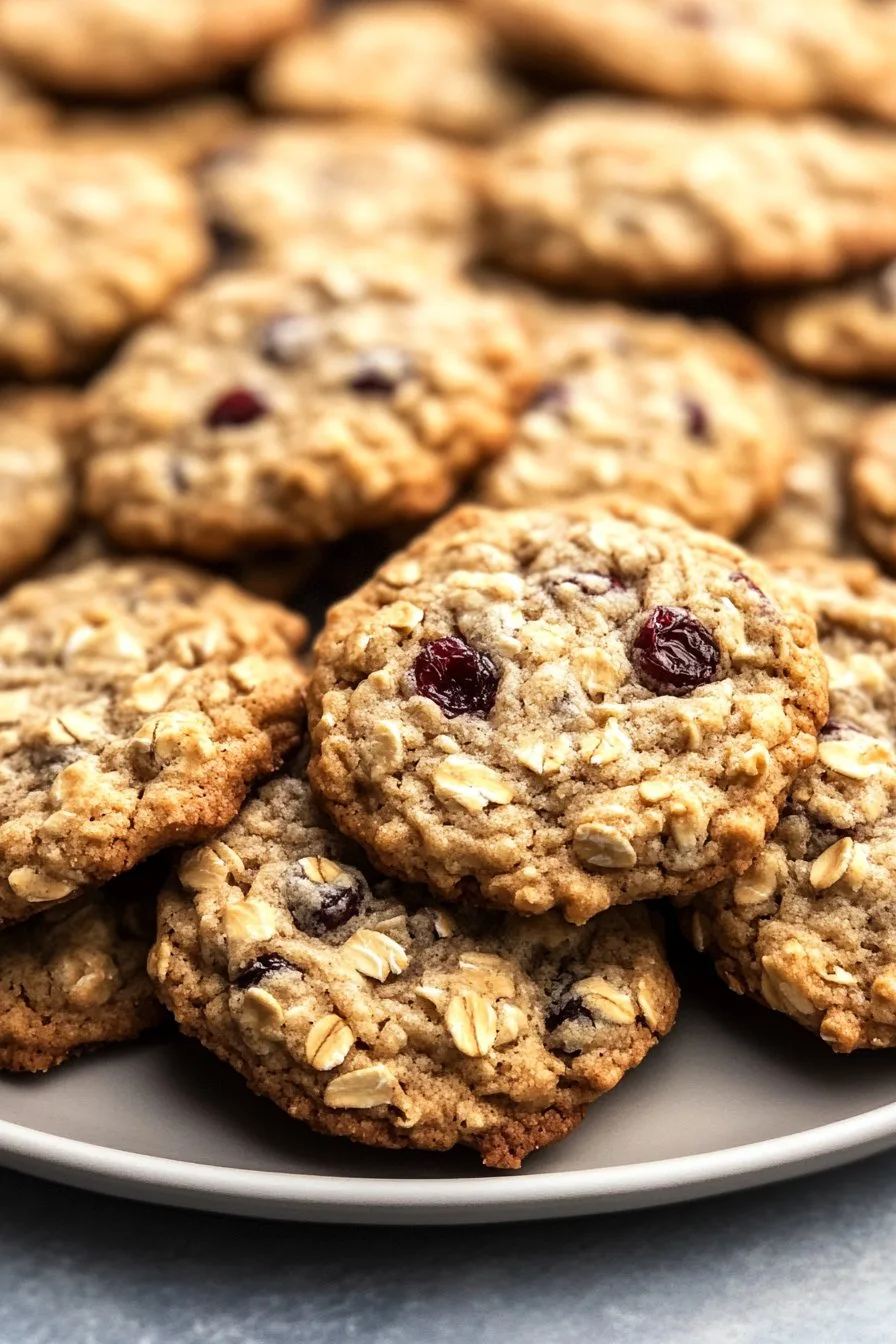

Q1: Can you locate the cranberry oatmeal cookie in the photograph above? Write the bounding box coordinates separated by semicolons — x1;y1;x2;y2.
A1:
151;757;678;1168
309;501;827;923
0;389;75;588
479;100;896;295
755;263;896;381
82;261;535;560
850;406;896;567
0;558;307;930
683;562;896;1051
476;301;792;539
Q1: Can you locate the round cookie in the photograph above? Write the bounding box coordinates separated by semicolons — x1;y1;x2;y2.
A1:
254;1;531;144
472;0;896;122
0;390;75;588
476;301;792;539
683;563;896;1052
479;99;896;295
59;96;249;172
308;500;828;924
198;123;476;272
0;862;166;1073
850;405;896;567
151;757;678;1168
0;148;209;378
0;0;312;98
755;264;896;381
81;261;536;560
0;558;308;930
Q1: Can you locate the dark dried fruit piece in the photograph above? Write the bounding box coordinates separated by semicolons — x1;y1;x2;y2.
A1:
820;718;863;738
633;605;720;695
206;387;268;428
730;571;767;600
349;347;413;395
285;864;367;934
412;636;499;718
528;380;569;413
233;952;299;989
682;395;710;441
546;994;594;1032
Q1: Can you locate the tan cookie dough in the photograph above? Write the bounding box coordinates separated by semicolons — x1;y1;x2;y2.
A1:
850;405;896;567
755;263;896;380
476;300;791;539
81;260;536;560
0;558;308;929
58;96;249;171
683;562;896;1051
0;389;75;588
308;500;827;923
472;0;896;122
151;757;678;1168
0;148;209;378
254;1;530;143
479;99;896;295
0;863;166;1073
0;0;313;98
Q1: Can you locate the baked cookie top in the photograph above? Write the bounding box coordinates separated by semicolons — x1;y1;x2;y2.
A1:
0;0;312;98
151;758;678;1168
472;0;896;122
0;148;209;378
476;300;791;539
479;99;896;294
82;261;536;559
0;558;308;929
308;500;828;923
254;0;530;143
0;863;166;1073
755;264;896;381
684;561;896;1052
851;405;896;567
199;123;476;272
0;389;75;588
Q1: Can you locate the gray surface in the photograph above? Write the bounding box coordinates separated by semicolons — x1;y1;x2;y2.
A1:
0;1149;894;1343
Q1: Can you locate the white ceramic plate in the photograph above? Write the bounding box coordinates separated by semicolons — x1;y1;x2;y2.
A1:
0;950;893;1223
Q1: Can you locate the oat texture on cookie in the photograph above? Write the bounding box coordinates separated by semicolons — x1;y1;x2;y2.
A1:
308;500;827;923
151;756;678;1167
0;559;308;929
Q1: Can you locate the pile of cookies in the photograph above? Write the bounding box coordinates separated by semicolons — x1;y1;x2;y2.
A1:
1;0;896;1170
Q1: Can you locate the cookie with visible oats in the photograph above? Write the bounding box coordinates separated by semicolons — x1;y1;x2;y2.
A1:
151;757;678;1169
0;0;312;98
0;559;308;930
308;500;827;924
755;263;896;381
81;262;535;560
254;1;530;144
0;388;75;588
850;405;896;567
0;148;208;378
0;862;167;1073
682;562;896;1052
476;301;791;539
472;0;896;122
479;99;896;295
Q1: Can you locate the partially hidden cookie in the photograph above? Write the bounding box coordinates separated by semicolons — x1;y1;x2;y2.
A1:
58;96;249;171
0;64;54;139
151;757;678;1168
81;261;536;560
199;124;476;272
479;99;896;295
472;0;896;122
851;405;896;567
254;1;531;144
0;148;209;378
0;388;75;588
0;862;167;1073
755;262;896;380
308;500;828;923
476;300;792;539
0;558;308;930
0;0;312;98
683;561;896;1051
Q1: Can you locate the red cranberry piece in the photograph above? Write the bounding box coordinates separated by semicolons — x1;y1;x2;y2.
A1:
206;387;268;428
259;313;319;366
682;396;710;441
528;380;569;413
350;347;413;395
633;605;720;695
233;952;298;989
412;636;499;719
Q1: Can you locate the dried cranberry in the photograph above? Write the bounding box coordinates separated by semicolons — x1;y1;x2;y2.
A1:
633;605;720;695
528;380;569;413
349;347;413;395
259;313;319;366
284;865;366;933
233;952;298;989
682;396;710;441
412;636;499;719
546;995;594;1032
730;571;767;601
206;387;268;428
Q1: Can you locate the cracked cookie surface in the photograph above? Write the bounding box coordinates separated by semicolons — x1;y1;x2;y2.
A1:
476;300;791;539
0;389;75;588
308;500;827;923
151;757;678;1168
682;562;896;1051
755;264;896;381
0;558;308;929
479;99;896;295
82;261;536;559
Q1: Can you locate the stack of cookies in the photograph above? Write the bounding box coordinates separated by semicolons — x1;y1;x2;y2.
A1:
0;0;895;1170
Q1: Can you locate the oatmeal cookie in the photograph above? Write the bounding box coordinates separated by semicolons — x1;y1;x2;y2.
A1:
151;758;678;1168
850;405;896;567
308;500;827;923
479;99;896;295
0;389;75;588
59;96;249;171
0;558;308;929
476;300;791;539
755;263;896;381
81;261;536;560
